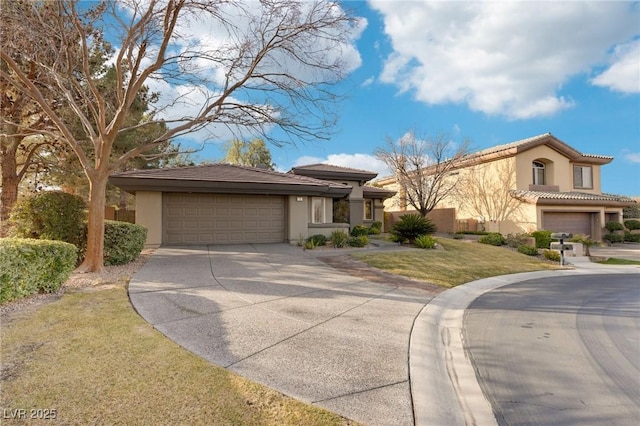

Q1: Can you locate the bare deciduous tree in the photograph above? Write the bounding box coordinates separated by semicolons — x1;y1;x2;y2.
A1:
375;131;469;217
1;0;359;271
455;160;525;223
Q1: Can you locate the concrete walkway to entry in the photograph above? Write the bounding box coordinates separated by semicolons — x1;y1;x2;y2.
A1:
129;243;436;426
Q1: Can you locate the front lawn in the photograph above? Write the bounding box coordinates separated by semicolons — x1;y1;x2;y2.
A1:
0;285;355;425
353;238;561;288
596;257;640;265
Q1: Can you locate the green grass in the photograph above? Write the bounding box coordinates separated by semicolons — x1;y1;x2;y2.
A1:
0;284;356;425
596;258;640;265
353;238;561;288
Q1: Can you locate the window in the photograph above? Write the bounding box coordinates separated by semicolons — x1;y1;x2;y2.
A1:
312;198;325;223
574;165;592;189
364;199;373;220
532;161;546;185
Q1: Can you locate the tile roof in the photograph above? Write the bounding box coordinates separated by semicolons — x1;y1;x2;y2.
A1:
512;190;635;203
291;163;376;175
363;185;396;198
290;163;378;181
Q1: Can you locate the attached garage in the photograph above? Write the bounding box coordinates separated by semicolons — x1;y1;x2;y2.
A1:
542;212;592;236
163;193;285;245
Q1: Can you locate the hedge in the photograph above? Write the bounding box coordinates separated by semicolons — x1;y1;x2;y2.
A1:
478;233;506;246
624;219;640;231
0;238;77;304
531;230;553;249
102;220;147;266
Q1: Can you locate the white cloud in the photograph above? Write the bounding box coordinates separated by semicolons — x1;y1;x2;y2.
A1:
369;1;639;119
591;40;640;94
362;76;375;87
624;152;640;163
292;153;392;178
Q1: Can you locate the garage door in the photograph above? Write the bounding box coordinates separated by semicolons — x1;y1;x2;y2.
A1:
543;212;591;236
163;193;285;245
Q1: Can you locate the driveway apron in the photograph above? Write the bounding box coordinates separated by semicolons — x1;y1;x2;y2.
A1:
129;244;434;426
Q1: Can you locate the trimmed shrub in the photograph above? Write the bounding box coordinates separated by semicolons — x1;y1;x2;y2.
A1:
347;235;369;247
624;219;640;230
415;234;437;249
308;234;327;247
506;233;533;249
9;191;86;246
103;221;147;265
370;221;383;231
367;226;381;235
531;230;553;249
603;233;624;244
330;230;349;248
605;221;624;232
390;214;437;243
478;233;506;246
543;249;561;262
517;245;539;256
350;225;369;237
0;238;77;303
624;231;640;243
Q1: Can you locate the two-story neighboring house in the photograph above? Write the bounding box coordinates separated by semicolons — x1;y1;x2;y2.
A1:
378;133;635;241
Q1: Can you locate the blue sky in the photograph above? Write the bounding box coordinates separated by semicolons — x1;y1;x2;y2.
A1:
178;1;640;196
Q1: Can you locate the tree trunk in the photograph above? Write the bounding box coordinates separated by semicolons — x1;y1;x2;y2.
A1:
0;140;19;226
77;172;108;272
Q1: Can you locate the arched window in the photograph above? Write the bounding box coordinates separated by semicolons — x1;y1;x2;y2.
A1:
532;161;546;185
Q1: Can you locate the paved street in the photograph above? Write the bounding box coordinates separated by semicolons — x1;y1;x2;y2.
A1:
464;274;640;425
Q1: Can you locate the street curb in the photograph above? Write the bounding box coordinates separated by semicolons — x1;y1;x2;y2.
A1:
409;265;639;426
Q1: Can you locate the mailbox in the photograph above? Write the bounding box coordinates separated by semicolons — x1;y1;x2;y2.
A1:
550;232;572;240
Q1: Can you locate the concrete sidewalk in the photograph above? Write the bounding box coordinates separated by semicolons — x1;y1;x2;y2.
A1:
129;243;436;426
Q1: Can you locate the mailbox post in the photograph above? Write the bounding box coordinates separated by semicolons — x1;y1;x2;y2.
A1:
550;232;573;266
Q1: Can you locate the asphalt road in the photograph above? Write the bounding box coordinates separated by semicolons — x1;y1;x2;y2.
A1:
464;274;640;425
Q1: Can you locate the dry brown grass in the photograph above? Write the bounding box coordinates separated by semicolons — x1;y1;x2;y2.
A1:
0;284;356;425
354;238;561;288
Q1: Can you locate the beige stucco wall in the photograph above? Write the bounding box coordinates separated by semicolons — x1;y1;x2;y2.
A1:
515;145;602;193
287;195;308;243
135;191;162;248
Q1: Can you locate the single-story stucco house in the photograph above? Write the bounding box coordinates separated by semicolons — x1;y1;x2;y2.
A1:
377;133;635;241
110;163;394;247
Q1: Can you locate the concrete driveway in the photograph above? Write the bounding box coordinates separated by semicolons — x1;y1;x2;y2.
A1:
129;243;436;425
590;242;640;261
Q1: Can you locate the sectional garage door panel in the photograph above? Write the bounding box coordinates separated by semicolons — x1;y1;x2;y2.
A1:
542;212;591;236
163;193;285;245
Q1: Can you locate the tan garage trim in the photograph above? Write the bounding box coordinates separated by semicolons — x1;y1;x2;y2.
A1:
163;193;285;245
542;212;591;236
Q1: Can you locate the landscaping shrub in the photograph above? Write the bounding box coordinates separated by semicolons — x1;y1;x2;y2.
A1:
415;234;437;249
603;233;624;244
330;230;349;248
517;245;539;256
506;233;533;248
102;221;147;265
569;234;598;256
9;191;86;247
304;240;315;250
624;219;640;231
390;214;436;243
367;225;381;235
347;235;369;247
0;238;77;303
543;249;561;262
531;230;552;249
605;221;624;233
370;221;383;232
478;233;506;246
454;231;490;235
307;234;327;247
350;225;369;237
624;231;640;243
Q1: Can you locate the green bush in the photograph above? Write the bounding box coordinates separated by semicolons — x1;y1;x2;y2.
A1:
308;234;327;247
330;230;349;248
370;221;383;231
367;226;381;235
531;230;552;249
543;249;561;262
624;219;640;230
454;231;490;235
0;238;77;304
603;233;624;244
569;234;598;256
605;221;624;232
79;220;147;265
478;233;506;246
347;235;369;247
415;234;437;249
517;245;539;256
350;225;369;237
624;231;640;243
304;240;315;250
9;191;86;246
390;214;437;243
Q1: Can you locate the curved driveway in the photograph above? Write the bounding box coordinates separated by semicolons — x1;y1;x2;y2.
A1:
129;244;437;426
